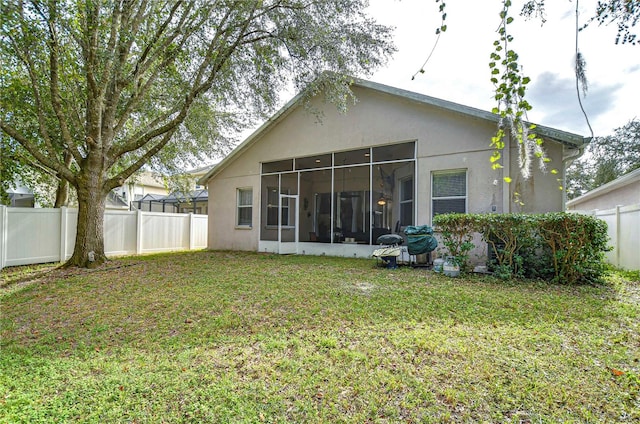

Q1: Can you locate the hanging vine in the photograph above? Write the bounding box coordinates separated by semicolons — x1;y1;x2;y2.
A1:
412;0;446;80
489;0;554;184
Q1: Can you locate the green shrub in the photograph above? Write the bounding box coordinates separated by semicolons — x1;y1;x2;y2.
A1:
432;213;478;273
518;241;556;281
475;214;536;280
434;212;610;284
536;212;610;284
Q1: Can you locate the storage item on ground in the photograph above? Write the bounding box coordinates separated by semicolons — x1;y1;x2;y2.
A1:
433;257;445;273
403;225;438;256
375;233;404;246
372;246;401;269
443;256;460;277
372;233;404;269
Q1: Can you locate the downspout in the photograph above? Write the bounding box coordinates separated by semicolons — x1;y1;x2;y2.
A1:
562;137;591;210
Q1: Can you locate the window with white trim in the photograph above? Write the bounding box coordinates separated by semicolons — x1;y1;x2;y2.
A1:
237;188;253;226
432;170;467;219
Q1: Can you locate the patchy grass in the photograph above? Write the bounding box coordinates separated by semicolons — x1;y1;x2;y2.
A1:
1;251;638;423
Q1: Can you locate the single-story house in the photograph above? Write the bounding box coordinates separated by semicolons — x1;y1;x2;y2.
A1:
198;78;588;259
566;167;640;211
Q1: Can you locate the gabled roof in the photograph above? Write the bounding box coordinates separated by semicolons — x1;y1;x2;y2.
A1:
199;78;589;185
106;191;128;208
187;164;217;176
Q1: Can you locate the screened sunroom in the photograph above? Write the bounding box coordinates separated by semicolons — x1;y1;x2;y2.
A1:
257;141;415;254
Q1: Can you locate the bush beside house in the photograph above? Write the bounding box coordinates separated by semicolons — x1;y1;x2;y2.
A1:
433;212;610;285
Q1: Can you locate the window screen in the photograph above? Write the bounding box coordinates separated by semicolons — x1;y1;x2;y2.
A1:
237;188;253;226
432;170;466;218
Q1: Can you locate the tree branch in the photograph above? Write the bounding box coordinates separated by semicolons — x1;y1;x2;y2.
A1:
46;1;85;163
111;1;202;137
105;128;179;192
1;121;76;185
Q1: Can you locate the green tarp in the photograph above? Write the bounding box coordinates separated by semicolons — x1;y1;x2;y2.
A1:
404;225;438;255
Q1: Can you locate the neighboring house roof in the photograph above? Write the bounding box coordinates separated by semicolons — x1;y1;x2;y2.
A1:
7;185;33;195
566;167;640;209
165;189;208;203
138;190;208;205
106;191;129;208
198;78;589;185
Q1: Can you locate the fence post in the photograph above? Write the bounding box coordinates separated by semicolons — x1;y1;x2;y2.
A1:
615;205;621;268
189;213;194;250
59;207;67;263
136;209;143;255
0;205;6;270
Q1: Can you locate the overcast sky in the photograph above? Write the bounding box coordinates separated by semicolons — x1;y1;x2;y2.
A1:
365;0;640;137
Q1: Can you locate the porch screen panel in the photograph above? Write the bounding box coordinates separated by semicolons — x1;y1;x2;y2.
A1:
300;169;332;242
372;141;415;162
260;175;278;241
399;177;413;227
333;165;370;244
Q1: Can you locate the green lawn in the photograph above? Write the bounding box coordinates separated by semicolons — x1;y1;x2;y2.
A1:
1;251;638;423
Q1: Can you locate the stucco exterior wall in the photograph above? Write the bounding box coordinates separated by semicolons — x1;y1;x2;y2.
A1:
206;85;567;252
567;182;640;211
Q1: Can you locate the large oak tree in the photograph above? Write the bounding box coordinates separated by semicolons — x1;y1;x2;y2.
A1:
0;0;394;267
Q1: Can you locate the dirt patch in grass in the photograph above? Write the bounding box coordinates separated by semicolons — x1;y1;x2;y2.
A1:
1;260;141;299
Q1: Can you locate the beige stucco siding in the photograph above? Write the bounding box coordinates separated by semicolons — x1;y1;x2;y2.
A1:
507;139;565;213
568;183;640;211
208;174;260;251
207;85;567;251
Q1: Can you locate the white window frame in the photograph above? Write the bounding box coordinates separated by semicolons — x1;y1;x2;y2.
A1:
431;170;467;222
236;187;253;227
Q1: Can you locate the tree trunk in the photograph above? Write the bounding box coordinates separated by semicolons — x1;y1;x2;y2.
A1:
54;152;73;208
54;178;69;208
65;171;108;268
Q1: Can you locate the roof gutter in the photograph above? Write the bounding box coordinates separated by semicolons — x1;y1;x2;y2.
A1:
562;136;591;210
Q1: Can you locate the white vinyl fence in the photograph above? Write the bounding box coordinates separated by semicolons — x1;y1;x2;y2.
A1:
0;206;208;270
573;204;640;271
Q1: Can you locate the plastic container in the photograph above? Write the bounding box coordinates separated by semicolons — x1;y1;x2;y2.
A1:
442;256;460;277
433;258;445;273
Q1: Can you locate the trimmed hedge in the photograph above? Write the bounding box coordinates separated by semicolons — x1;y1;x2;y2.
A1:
433;212;610;284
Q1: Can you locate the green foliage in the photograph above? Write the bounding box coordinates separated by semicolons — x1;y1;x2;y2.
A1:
537;212;610;285
434;212;610;284
1;0;394;266
489;0;554;182
432;213;477;273
411;0;446;80
476;213;536;279
567;119;640;199
590;0;640;45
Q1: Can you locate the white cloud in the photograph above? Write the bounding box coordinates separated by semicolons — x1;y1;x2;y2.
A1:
527;71;622;135
365;0;640;137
